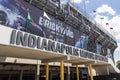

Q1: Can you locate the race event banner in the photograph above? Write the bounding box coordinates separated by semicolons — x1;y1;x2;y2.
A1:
0;0;108;55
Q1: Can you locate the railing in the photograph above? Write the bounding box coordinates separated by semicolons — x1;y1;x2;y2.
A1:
60;1;116;42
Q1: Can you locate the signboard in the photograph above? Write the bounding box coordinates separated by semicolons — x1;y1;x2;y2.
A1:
9;29;108;62
0;25;108;62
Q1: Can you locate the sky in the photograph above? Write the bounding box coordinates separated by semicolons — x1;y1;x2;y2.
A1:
61;0;120;63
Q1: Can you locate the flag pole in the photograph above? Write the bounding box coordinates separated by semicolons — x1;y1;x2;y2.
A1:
26;8;31;32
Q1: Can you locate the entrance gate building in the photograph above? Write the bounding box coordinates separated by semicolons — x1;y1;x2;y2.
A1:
0;0;119;80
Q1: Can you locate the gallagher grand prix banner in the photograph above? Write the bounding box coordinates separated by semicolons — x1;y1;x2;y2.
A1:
0;0;91;51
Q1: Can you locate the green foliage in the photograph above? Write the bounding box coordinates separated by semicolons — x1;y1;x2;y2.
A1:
116;60;120;69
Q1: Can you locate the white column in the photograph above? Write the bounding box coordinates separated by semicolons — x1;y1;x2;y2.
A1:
107;66;109;75
67;63;70;80
20;70;23;80
36;60;41;80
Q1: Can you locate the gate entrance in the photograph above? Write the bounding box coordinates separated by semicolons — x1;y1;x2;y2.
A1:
0;65;89;80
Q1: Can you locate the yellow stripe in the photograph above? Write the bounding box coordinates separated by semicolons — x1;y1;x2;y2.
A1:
46;63;49;80
76;65;79;80
60;60;64;80
89;64;93;80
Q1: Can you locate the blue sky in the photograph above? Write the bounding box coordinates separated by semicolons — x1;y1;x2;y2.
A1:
61;0;120;63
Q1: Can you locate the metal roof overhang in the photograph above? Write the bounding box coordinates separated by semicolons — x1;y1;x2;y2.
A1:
0;44;108;66
0;44;66;61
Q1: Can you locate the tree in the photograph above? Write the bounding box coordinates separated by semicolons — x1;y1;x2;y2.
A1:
116;60;120;70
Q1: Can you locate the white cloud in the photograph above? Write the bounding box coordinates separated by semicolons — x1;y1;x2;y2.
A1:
61;0;89;4
71;0;89;3
85;0;89;4
109;16;120;40
116;34;120;41
94;14;109;31
73;0;82;3
96;4;116;15
94;15;109;24
94;15;120;39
